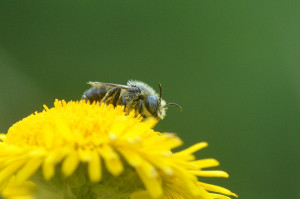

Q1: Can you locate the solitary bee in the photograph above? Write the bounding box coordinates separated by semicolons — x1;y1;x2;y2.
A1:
81;80;182;120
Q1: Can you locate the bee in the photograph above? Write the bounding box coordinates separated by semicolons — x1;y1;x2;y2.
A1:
81;80;182;120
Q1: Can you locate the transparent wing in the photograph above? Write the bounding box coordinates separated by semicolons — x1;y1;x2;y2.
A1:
87;81;132;90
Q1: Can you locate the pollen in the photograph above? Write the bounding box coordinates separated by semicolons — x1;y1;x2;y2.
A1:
0;100;237;199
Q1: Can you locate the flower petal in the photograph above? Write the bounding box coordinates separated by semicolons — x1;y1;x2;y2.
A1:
198;182;238;197
191;170;229;178
173;142;208;157
135;165;162;198
98;144;123;176
88;150;102;182
118;148;143;167
0;159;26;190
210;193;234;199
193;158;220;169
15;158;43;183
42;149;68;180
61;150;79;177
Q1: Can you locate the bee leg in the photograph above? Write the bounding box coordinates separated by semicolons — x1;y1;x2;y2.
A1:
138;100;143;113
101;87;121;106
122;95;126;108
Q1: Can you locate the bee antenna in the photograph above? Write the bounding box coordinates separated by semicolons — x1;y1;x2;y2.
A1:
164;103;183;112
158;82;162;103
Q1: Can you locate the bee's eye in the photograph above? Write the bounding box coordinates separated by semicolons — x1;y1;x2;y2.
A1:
145;95;158;115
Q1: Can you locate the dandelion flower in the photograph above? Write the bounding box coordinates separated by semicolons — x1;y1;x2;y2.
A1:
0;100;237;199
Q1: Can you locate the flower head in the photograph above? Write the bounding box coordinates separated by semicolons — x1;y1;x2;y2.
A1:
0;100;237;199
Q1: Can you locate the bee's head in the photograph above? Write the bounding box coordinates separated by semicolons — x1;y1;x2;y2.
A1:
143;83;182;120
145;94;160;118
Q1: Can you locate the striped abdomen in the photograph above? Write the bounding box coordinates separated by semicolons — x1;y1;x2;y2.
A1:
81;86;111;102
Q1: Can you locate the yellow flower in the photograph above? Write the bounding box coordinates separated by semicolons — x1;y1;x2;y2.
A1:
0;100;237;199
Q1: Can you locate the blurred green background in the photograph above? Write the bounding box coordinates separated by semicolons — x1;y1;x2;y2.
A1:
0;1;299;199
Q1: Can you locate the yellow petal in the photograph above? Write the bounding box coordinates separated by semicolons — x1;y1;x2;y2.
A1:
88;150;102;182
15;158;43;183
170;178;211;199
42;149;68;180
174;142;208;157
1;177;36;198
143;133;182;151
198;182;238;197
98;145;123;176
78;148;92;162
0;134;7;142
0;159;26;190
210;193;235;199
135;166;162;198
193;158;220;169
43;104;49;111
171;165;203;196
118;148;143;167
191;170;229;178
61;150;79;177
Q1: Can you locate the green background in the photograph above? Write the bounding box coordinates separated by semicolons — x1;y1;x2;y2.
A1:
0;1;299;199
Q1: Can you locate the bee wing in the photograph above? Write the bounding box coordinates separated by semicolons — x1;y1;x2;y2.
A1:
87;81;132;90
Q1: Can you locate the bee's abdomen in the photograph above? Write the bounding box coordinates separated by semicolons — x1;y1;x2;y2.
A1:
81;87;109;102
